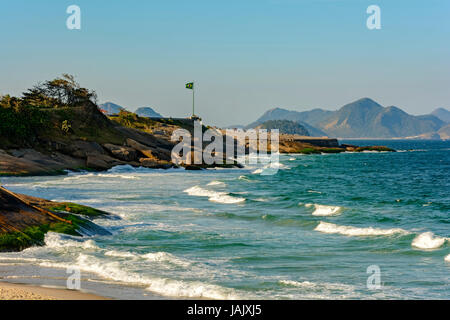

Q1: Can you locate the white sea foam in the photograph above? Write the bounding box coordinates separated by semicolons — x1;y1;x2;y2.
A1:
251;162;288;175
0;256;41;263
314;222;409;237
207;180;225;186
44;232;99;250
104;250;137;258
311;204;342;216
184;186;245;204
184;186;219;198
209;194;245;204
97;174;140;180
445;254;450;262
35;233;239;299
279;280;316;288
411;232;447;250
39;254;240;299
62;172;140;181
104;250;191;267
63;173;95;181
278;279;358;298
144;277;240;300
142;252;191;267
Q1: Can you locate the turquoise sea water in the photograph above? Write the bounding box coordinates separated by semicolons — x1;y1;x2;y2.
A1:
0;140;449;299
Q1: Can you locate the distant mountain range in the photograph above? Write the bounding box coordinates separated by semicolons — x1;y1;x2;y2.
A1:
99;102;162;118
246;98;449;139
431;107;450;123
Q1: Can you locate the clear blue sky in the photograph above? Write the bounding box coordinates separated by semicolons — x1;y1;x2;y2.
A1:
1;0;449;126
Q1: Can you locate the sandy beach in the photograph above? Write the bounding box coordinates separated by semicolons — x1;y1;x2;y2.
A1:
0;281;108;300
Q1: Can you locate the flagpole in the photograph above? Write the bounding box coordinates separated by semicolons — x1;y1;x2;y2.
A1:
192;81;195;116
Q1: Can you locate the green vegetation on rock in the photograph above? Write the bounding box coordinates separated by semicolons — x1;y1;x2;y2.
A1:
297;148;321;154
0;221;81;252
48;203;110;217
257;120;310;136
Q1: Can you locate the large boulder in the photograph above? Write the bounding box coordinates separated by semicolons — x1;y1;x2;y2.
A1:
103;143;138;162
63;141;106;159
0;149;62;176
139;157;172;169
127;139;158;159
126;138;172;161
86;154;124;170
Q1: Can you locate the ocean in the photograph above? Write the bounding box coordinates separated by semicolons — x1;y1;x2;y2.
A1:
0;140;449;299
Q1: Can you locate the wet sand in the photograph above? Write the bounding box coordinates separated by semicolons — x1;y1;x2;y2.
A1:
0;281;108;300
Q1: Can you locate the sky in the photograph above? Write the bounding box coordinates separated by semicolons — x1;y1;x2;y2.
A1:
0;0;449;127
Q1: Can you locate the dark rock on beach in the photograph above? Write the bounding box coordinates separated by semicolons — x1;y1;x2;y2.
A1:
0;186;113;252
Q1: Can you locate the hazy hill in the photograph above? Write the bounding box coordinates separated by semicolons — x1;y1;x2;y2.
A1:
98;102;125;115
247;108;332;127
438;124;450;140
246;108;328;137
99;103;163;118
431;108;450;123
256;120;310;136
248;98;446;138
320;98;444;138
135;107;162;118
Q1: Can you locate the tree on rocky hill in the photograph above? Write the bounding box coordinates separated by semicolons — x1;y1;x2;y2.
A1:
21;74;97;108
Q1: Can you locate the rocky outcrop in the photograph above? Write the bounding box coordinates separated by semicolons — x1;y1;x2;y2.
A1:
86;154;124;170
103;144;138;161
139;158;172;169
0;135;175;175
0;187;67;234
0;186;112;252
0;149;74;176
126;138;172;162
63;141;106;159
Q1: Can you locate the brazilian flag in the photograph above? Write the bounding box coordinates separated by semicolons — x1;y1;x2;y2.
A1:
185;82;194;89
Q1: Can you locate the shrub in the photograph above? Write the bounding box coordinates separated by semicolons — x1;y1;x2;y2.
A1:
61;120;72;134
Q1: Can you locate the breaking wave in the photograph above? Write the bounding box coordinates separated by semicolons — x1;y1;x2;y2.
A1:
39;253;240;299
314;222;410;237
311;204;342;216
279;280;317;288
184;186;245;204
411;232;447;250
207;180;226;186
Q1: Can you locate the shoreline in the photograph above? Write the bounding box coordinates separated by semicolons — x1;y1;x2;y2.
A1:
0;281;109;300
